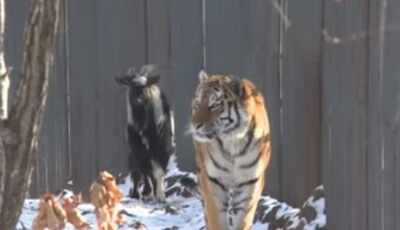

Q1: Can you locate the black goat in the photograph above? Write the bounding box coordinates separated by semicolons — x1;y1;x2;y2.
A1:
115;65;176;202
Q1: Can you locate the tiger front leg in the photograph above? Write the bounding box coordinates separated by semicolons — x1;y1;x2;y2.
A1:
229;176;265;230
198;170;231;230
195;143;229;230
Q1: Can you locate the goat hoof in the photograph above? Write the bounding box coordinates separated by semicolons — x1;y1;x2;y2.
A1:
141;195;154;203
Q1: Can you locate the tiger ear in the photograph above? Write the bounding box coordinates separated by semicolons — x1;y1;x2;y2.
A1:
198;70;209;83
240;79;257;99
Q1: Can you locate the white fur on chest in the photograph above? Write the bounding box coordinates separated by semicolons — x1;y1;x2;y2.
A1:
146;86;165;125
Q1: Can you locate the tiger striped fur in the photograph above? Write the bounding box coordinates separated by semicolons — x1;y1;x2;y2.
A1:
191;71;271;230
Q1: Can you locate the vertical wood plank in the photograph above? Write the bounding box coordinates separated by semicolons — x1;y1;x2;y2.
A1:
367;1;383;229
145;0;181;168
205;0;283;198
170;0;203;170
67;0;99;196
378;0;400;228
146;0;204;171
280;0;323;206
253;0;281;198
67;0;147;196
4;0;30;97
205;0;254;78
146;0;174;98
35;2;68;196
95;0;145;178
322;0;369;229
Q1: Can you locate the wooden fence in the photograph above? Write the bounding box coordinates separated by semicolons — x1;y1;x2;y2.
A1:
4;0;400;229
322;0;400;229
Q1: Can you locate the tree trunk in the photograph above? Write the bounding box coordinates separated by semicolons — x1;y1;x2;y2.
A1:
0;0;61;229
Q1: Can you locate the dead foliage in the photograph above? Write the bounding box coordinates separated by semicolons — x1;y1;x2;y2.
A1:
32;193;67;230
61;192;90;230
90;171;124;230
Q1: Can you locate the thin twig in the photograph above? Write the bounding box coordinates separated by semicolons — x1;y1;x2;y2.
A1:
270;0;291;29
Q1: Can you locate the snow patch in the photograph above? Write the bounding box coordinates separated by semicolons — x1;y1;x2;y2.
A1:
18;169;326;230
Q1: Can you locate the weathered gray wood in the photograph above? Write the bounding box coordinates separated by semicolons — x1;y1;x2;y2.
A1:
112;0;147;177
205;0;283;198
378;1;400;229
367;1;400;228
367;2;383;229
280;0;323;206
169;0;203;170
205;0;255;78
67;0;100;196
67;0;147;196
7;7;400;229
322;0;369;229
146;0;173;89
4;1;30;99
95;0;145;179
252;0;281;198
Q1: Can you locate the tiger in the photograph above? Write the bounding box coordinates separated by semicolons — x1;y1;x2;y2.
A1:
190;70;271;230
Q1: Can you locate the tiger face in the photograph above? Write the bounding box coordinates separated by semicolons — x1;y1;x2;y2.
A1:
191;70;251;142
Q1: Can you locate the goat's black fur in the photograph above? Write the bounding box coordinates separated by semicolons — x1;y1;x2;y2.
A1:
116;65;175;201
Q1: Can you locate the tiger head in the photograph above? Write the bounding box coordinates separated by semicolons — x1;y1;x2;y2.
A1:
191;70;262;142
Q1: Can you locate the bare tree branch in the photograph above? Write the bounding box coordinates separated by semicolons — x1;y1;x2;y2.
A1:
0;0;9;121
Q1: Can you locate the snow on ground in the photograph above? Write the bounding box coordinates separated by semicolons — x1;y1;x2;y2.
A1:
18;167;326;230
